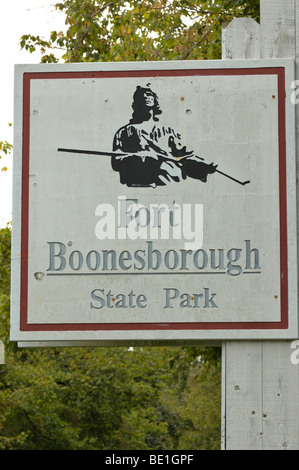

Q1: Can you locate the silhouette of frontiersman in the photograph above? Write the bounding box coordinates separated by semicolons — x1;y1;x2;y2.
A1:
112;85;217;187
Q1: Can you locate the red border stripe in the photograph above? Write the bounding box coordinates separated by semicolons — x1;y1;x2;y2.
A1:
20;67;288;332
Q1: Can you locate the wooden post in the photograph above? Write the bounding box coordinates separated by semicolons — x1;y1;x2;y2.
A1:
222;0;299;450
222;17;260;59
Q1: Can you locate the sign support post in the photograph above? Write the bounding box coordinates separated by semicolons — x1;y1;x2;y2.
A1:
222;0;299;450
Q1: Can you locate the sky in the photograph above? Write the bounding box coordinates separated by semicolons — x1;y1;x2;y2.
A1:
0;1;66;227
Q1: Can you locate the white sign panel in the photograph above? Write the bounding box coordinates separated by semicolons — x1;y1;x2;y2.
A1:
11;60;298;344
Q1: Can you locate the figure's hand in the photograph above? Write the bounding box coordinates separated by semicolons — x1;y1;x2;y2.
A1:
207;162;218;174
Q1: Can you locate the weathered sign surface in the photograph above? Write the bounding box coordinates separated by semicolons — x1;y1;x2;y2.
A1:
10;60;298;344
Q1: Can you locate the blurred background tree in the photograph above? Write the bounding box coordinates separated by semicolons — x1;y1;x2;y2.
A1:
20;0;260;63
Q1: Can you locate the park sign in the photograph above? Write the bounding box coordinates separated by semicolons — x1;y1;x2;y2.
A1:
10;59;298;346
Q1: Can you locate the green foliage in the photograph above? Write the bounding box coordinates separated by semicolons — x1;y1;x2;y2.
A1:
20;0;260;63
0;124;12;172
0;347;175;450
0;226;11;346
0;344;220;449
0;141;12;157
175;362;222;450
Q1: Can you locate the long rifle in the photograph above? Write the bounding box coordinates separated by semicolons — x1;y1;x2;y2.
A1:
57;147;250;187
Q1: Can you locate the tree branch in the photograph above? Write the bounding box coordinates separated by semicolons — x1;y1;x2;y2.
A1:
181;19;219;60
